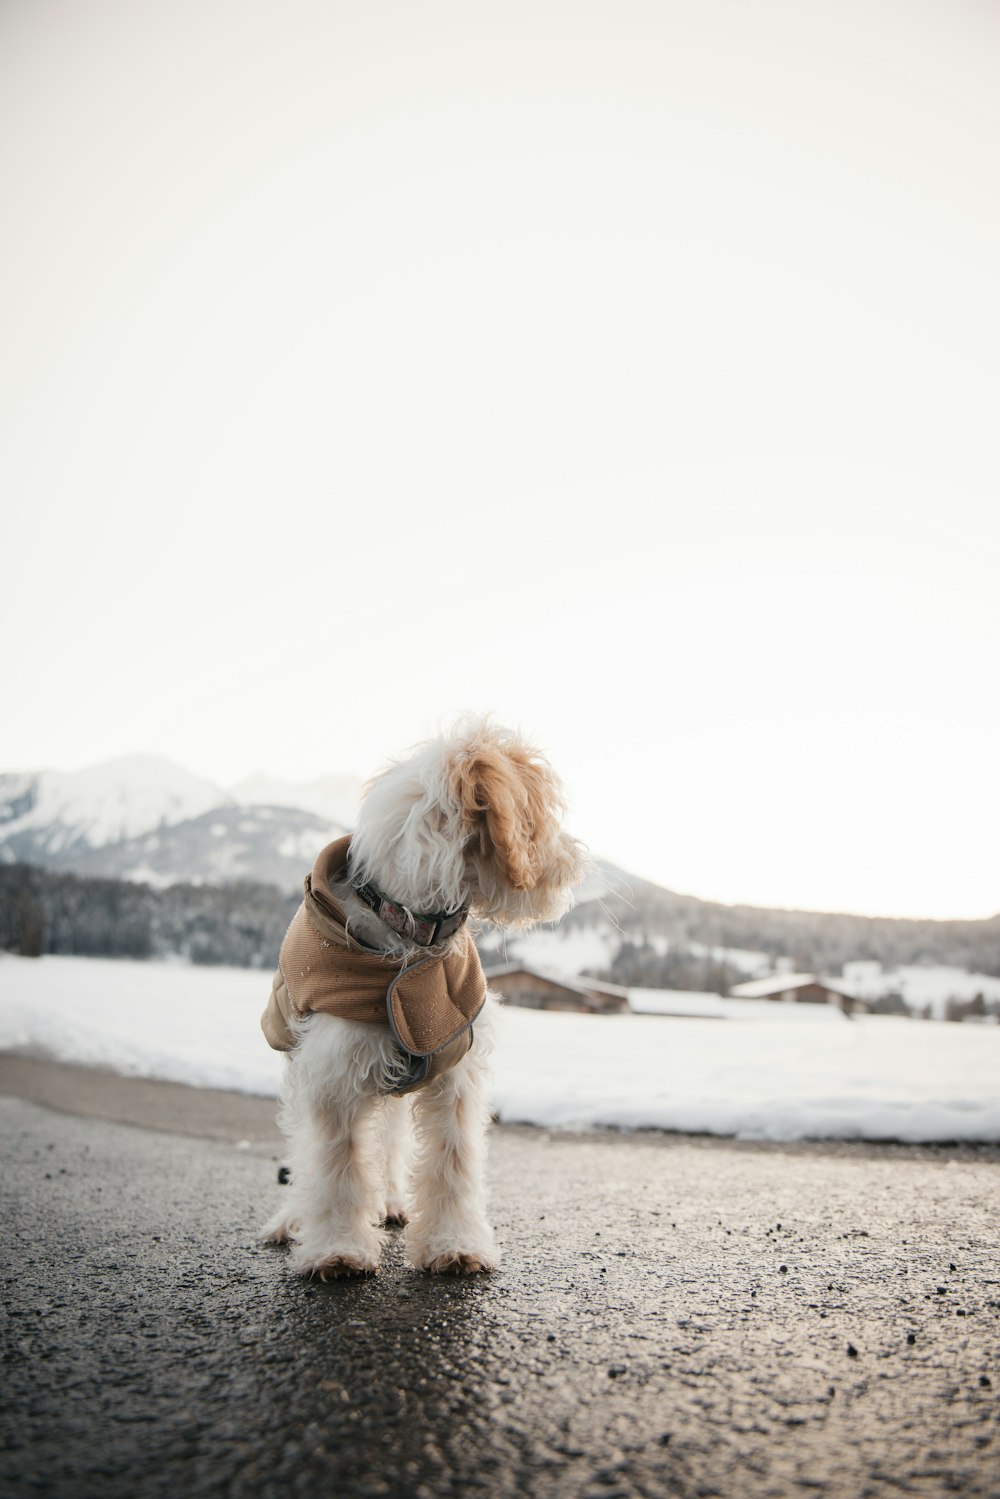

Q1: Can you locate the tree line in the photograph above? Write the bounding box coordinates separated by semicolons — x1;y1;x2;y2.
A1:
565;876;1000;977
3;861;997;996
0;864;298;968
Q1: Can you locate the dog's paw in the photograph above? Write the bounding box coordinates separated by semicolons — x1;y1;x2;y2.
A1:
420;1250;496;1276
288;1237;381;1279
312;1253;379;1281
407;1215;499;1275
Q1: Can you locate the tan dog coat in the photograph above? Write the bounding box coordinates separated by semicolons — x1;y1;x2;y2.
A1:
262;836;486;1094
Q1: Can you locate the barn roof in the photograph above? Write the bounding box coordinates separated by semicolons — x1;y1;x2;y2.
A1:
729;973;855;1001
483;963;629;1002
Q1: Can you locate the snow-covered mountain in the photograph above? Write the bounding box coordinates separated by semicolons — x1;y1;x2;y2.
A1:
43;803;352;893
0;754;355;892
0;756;231;857
230;771;362;829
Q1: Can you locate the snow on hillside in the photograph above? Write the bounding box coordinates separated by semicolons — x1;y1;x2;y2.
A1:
1;955;998;1144
488;924;619;977
60;803;347;893
230;772;362;829
479;926;774;988
841;963;1000;1018
0;756;231;850
687;940;773;977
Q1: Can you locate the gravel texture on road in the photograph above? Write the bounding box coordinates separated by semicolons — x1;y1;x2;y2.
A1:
1;1063;998;1499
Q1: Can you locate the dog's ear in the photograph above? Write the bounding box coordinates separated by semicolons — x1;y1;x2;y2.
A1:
448;742;561;892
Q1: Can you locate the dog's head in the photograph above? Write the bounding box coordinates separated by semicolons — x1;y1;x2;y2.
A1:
349;720;587;930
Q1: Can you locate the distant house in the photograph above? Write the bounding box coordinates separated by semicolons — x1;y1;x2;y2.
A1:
484;963;629;1014
728;973;867;1015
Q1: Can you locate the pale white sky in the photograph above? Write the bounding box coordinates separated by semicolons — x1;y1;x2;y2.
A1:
2;0;998;920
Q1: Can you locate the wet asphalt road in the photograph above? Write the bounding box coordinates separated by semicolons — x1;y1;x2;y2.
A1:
1;1079;999;1499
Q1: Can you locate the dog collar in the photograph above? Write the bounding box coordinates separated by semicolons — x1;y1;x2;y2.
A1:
352;879;469;948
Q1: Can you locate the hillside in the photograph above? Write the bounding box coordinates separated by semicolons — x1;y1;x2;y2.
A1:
558;873;1000;982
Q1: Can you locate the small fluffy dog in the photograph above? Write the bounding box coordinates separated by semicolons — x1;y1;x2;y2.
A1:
260;720;585;1278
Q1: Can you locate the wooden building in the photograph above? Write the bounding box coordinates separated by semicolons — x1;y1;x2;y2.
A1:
728;973;867;1015
484;963;630;1014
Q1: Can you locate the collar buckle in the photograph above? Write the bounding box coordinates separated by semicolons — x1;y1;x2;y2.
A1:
353;879;468;948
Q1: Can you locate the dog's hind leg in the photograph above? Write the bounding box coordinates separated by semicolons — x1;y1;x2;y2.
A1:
260;1206;299;1244
406;1033;499;1275
379;1094;413;1227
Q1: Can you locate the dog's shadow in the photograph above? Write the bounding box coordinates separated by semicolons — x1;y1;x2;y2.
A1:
264;1226;500;1405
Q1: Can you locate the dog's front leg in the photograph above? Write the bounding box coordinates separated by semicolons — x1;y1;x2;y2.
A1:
285;1093;385;1279
406;1042;499;1275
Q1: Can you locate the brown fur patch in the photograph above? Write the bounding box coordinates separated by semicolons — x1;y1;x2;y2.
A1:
448;739;563;892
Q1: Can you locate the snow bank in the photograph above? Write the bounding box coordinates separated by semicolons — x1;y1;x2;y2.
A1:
0;954;283;1097
1;955;997;1144
493;1006;1000;1144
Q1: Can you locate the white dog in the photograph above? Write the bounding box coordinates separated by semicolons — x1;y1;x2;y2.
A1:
260;721;585;1279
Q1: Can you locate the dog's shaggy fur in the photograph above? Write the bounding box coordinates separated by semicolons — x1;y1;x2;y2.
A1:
261;721;586;1278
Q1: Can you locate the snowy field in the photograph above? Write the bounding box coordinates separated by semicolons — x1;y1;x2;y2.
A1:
1;954;998;1145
